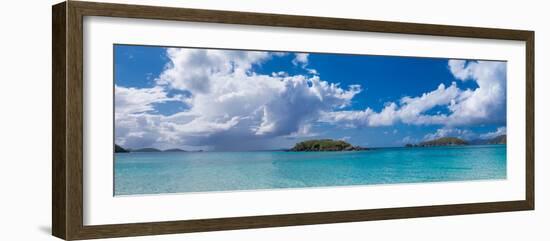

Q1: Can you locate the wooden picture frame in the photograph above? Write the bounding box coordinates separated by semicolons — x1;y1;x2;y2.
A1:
52;1;534;240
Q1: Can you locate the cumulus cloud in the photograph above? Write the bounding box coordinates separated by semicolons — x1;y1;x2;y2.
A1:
321;60;506;127
445;60;506;125
340;136;351;141
284;124;319;140
116;48;360;150
319;82;463;127
156;48;271;93
292;53;320;76
115;85;184;115
401;136;418;144
423;127;475;141
292;53;309;66
306;68;318;75
480;126;506;139
420;126;506;143
254;76;361;136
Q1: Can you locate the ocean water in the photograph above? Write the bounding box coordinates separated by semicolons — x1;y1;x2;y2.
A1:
114;145;506;195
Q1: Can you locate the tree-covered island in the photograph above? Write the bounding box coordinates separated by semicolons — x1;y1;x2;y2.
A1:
290;139;368;152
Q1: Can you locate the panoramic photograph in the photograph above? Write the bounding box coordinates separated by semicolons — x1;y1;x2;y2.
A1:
113;44;507;195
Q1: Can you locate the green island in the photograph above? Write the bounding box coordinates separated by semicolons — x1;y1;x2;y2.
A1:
416;137;468;147
163;148;187;152
115;144;129;153
290;139;367;152
487;135;506;144
114;144;203;153
405;135;506;147
131;147;162;152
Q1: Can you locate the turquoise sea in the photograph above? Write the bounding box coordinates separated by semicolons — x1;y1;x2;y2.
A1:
114;145;506;195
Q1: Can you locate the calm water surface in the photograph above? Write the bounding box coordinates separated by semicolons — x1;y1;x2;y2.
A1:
114;145;506;195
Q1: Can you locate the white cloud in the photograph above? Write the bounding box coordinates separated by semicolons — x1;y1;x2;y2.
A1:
320;82;462;127
445;60;506;125
448;59;471;80
272;71;288;77
251;75;361;136
421;126;506;143
284;124;319;140
292;53;309;66
156;48;271;93
114;85;183;115
292;53;320;76
320;60;506;127
114;85;190;148
116;48;361;150
401;136;417;144
319;108;373;128
306;68;318;75
480;126;506;139
423;127;475;141
340;136;351;141
397;82;463;125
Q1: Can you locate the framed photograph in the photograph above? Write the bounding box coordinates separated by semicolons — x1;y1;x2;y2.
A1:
52;1;534;240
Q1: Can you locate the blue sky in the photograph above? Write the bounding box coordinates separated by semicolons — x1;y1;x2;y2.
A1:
114;44;507;150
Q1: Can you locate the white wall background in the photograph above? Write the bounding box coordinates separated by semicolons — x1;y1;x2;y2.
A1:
0;0;547;240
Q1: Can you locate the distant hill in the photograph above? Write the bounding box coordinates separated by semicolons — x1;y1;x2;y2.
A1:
416;137;468;147
163;148;186;152
132;147;162;152
114;146;189;153
468;139;487;145
469;134;507;145
406;135;507;148
114;144;129;153
487;135;506;144
290;139;367;152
